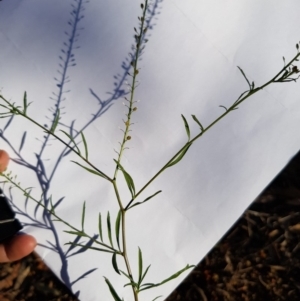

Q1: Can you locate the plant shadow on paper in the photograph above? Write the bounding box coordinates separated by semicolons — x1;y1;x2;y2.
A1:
0;0;163;297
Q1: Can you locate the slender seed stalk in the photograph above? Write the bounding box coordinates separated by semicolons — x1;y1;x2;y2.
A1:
113;0;148;180
111;2;149;300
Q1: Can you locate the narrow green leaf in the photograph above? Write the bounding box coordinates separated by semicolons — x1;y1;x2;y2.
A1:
60;130;80;154
152;296;162;301
181;114;190;141
64;230;86;237
107;212;114;248
113;160;135;198
115;210;122;250
71;161;108;179
237;66;251;90
124;282;138;288
139;264;194;292
138;247;143;285
112;253;120;275
23;92;27;115
140;282;155;287
65;242;115;254
81;131;89;160
119;270;139;288
119;270;132;281
128;191;162;210
50;109;60;133
49;195;55;214
104;277;122;301
191;115;204;132
98;213;103;242
219;105;227;112
81;201;86;231
159;264;195;285
166;143;191;168
141;264;151;284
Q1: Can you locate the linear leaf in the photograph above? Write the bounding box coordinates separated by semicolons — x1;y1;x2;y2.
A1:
124;282;138;288
120;270;138;289
65;235;81;255
81;131;89;160
71;161;107;179
23;91;32;115
166;143;191;168
141;264;151;284
23;92;27;114
98;213;103;242
53;197;64;210
107;212;114;248
65;242;115;254
128;191;162;210
104;277;122;301
181;114;190;141
120;270;130;279
114;160;135;198
138;247;143;286
81;201;86;231
139;264;194;292
64;230;86;237
152;296;162;301
60;130;80;154
219;105;227;112
237;66;251;90
112;253;120;275
67;234;98;257
50;109;60;133
115;210;122;250
191;115;204;132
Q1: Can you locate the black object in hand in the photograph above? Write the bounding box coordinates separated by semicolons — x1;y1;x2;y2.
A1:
0;188;23;243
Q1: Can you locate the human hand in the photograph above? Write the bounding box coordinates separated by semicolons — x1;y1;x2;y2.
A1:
0;150;36;263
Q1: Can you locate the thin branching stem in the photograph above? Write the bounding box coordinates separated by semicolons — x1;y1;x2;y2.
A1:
127;51;300;208
0;95;112;182
1;5;300;300
1;173;118;253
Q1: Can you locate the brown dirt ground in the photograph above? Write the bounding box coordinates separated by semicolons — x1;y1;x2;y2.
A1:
1;151;300;301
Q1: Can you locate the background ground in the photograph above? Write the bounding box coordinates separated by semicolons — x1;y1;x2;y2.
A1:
1;151;300;301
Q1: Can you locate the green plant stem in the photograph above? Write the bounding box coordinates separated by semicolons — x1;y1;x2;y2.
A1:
122;210;139;301
0;95;112;182
126;51;300;209
113;0;148;181
111;3;149;300
1;173;118;253
112;179;139;300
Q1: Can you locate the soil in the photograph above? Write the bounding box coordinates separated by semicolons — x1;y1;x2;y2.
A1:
1;151;300;301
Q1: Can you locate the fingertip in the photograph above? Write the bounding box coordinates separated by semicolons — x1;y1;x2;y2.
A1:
4;234;37;262
0;149;10;173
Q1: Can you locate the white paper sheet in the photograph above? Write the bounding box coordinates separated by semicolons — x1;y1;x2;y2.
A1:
1;0;300;300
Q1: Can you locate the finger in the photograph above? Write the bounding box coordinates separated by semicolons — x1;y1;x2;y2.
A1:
0;150;10;173
0;234;37;263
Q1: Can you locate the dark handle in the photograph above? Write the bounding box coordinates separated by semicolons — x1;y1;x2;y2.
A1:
0;189;23;243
